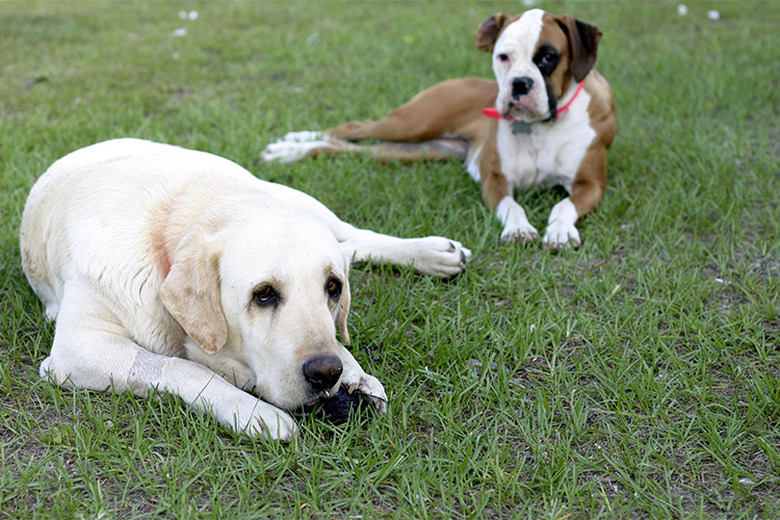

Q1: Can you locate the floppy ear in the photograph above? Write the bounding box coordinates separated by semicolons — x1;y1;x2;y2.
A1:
159;233;227;354
556;14;602;82
337;263;351;346
475;13;510;53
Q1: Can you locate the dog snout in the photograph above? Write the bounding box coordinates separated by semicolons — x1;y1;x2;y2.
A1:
302;355;343;392
512;76;534;98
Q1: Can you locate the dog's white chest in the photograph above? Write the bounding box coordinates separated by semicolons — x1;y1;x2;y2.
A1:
496;97;596;192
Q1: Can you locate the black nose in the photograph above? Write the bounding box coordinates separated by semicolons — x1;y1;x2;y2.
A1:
512;76;534;97
302;355;343;392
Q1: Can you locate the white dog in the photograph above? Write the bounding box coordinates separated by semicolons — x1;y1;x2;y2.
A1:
20;138;471;440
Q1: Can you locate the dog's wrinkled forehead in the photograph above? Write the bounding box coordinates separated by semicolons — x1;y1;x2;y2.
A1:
493;9;546;60
480;9;602;85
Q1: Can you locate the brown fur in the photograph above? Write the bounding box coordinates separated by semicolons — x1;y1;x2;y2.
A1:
262;10;617;248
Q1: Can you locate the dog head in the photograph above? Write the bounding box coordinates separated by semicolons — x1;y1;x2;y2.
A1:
160;204;353;411
475;8;602;122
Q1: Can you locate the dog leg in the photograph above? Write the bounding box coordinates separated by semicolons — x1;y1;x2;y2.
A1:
325;78;497;143
481;159;539;243
542;198;580;250
41;283;297;440
261;136;358;163
261;78;496;164
261;127;425;163
542;147;606;250
339;231;471;277
337;346;387;413
280;130;325;143
261;135;465;163
496;196;539;243
258;181;472;276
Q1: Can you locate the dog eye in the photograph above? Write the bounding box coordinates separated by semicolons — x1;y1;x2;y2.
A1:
326;278;342;300
534;48;559;70
497;53;510;63
540;52;557;65
253;285;278;307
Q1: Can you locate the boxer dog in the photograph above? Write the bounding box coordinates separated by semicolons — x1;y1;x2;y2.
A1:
262;9;617;250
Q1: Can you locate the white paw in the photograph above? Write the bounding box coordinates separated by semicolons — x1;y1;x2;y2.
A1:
543;198;580;250
542;222;581;250
500;223;540;244
224;393;297;441
339;368;387;414
282;130;324;142
337;347;387;414
496;197;538;244
411;237;472;277
260;140;333;163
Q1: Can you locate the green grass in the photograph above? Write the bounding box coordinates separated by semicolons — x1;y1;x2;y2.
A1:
1;1;778;518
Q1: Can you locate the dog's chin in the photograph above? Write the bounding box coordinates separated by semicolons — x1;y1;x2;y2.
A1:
511;111;546;123
501;99;549;123
502;107;548;124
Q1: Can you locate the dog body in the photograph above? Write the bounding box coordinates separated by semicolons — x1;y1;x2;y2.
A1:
20;138;471;440
262;9;616;249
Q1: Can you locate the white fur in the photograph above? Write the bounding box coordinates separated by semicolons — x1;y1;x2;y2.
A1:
260;130;330;163
492;9;548;122
465;143;483;183
261;137;333;163
21;139;472;441
497;85;594;191
543;198;580;249
496;196;539;243
282;130;324;142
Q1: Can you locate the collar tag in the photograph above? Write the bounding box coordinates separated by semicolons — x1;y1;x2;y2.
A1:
511;120;533;135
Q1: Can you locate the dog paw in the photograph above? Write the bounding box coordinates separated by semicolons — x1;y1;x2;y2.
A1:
500;223;539;244
226;394;298;441
281;130;324;143
411;237;472;277
260;140;332;163
339;368;387;414
542;223;581;250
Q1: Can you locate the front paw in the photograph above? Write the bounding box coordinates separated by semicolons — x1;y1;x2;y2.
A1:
542;223;581;250
225;394;298;441
281;130;324;142
412;237;473;277
260;140;320;163
500;223;539;244
340;369;387;414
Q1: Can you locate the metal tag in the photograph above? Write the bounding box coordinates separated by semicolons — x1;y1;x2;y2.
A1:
511;120;533;135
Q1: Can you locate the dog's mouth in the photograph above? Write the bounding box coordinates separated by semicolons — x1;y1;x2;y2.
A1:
304;386;338;408
498;85;554;123
504;101;548;123
297;385;383;425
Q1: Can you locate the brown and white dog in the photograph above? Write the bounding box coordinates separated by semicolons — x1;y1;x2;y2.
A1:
262;9;617;249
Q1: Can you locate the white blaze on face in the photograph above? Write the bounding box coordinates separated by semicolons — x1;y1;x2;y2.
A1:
492;9;549;122
216;215;348;410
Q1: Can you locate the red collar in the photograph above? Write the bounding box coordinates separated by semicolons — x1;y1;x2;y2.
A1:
482;80;585;122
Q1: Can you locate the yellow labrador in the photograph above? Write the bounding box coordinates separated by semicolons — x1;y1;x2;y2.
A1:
20;138;471;440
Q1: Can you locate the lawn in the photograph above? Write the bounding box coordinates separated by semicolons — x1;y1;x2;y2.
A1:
0;1;777;518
